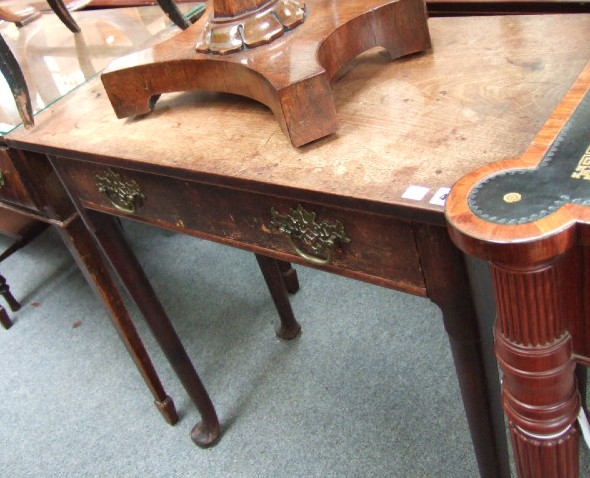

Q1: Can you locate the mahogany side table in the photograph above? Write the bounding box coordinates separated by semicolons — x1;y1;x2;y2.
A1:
9;13;590;477
447;64;590;477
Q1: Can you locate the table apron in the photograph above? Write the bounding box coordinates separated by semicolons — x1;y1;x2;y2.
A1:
55;157;427;296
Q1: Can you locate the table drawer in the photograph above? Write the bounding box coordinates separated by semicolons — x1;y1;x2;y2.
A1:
58;159;426;295
0;148;36;209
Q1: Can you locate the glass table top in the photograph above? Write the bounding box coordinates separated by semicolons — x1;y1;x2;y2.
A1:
0;2;203;136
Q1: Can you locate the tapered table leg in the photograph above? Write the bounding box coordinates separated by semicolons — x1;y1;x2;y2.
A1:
255;254;301;340
85;210;220;447
415;224;511;478
58;216;179;425
491;256;580;478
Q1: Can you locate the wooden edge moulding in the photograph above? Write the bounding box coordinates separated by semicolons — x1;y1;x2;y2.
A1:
100;0;432;147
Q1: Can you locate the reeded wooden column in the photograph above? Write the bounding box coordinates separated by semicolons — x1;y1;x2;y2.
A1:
446;64;590;478
491;259;580;477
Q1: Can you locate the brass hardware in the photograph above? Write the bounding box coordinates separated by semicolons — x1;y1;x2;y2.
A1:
0;171;4;188
95;168;144;214
571;143;590;180
270;205;351;266
503;192;522;203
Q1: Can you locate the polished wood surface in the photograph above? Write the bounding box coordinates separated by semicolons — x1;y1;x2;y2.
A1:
101;0;431;146
446;65;590;477
12;15;590;225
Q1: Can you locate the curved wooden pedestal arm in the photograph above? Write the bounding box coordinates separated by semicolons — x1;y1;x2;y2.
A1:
100;0;431;147
446;63;590;477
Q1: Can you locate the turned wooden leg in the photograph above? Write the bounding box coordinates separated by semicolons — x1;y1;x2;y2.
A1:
57;217;179;425
0;272;21;312
255;254;301;340
415;224;511;478
0;305;12;329
492;256;580;478
85;210;220;447
276;260;300;294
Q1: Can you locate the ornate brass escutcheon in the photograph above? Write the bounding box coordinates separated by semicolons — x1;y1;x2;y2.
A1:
0;171;5;188
95;168;144;214
270;204;351;265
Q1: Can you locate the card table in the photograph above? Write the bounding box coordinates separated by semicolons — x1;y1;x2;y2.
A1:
447;63;590;477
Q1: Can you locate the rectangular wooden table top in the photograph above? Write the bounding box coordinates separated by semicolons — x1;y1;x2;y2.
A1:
7;14;590;225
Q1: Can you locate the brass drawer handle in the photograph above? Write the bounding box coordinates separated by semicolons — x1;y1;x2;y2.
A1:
95;168;144;214
0;171;5;188
271;205;351;266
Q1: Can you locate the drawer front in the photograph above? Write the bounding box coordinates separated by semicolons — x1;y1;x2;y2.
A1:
59;159;426;295
0;148;36;209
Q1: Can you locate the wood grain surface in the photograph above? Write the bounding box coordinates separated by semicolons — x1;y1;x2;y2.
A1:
8;14;590;224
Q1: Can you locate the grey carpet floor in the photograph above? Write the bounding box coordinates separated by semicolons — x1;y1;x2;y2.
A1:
1;220;589;477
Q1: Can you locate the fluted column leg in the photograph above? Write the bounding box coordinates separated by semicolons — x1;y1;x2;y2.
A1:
491;257;580;478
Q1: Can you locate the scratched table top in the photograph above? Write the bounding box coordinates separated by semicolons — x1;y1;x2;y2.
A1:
7;13;590;223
